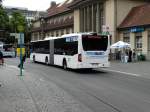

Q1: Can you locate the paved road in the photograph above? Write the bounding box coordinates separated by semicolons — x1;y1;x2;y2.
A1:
5;58;150;112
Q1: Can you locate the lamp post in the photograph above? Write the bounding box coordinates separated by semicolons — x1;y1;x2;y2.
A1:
41;17;45;39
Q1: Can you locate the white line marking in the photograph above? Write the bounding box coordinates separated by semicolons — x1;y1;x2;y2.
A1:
102;69;141;77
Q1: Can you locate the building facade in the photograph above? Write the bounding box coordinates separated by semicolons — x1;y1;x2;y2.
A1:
31;0;149;54
31;0;74;41
118;4;150;60
71;0;149;43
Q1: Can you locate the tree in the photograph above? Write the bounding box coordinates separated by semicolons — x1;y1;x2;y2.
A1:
9;11;26;33
0;4;9;43
0;6;9;29
6;11;26;44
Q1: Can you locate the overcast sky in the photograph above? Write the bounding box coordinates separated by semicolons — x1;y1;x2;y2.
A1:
3;0;65;11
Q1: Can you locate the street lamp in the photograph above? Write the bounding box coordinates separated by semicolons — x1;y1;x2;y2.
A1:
41;17;45;40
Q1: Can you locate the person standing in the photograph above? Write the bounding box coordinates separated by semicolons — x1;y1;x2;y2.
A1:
128;49;132;62
132;49;136;62
18;54;26;69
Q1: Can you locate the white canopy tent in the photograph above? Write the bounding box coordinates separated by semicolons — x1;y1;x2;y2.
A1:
110;41;130;49
110;41;131;62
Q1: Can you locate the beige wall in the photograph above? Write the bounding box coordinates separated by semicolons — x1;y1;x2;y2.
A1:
74;9;80;33
142;30;148;55
105;0;147;44
130;32;135;50
105;0;116;43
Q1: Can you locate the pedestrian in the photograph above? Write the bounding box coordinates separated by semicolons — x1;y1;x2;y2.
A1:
18;54;26;69
128;49;132;62
121;51;125;63
132;49;136;62
0;50;4;65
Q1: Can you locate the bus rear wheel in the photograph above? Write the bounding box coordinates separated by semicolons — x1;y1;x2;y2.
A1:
63;60;67;70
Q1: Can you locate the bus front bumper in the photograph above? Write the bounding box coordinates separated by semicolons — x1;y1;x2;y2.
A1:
76;62;110;69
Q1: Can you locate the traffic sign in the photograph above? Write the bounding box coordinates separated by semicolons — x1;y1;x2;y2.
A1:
18;33;24;45
10;33;20;39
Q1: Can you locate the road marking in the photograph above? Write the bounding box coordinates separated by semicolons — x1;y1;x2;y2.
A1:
102;69;141;77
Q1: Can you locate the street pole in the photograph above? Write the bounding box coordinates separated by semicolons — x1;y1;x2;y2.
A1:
17;25;24;76
19;33;23;76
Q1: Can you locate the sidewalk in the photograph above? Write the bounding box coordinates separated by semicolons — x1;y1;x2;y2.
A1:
0;65;92;112
104;60;150;79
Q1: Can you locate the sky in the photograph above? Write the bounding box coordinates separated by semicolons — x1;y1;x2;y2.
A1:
3;0;65;11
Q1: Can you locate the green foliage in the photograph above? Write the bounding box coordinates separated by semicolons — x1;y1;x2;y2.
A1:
9;11;26;33
0;6;9;29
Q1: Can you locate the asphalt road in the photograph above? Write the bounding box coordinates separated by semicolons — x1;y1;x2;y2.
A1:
5;58;150;112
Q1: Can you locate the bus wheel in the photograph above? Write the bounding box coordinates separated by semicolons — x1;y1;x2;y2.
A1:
63;60;67;70
33;56;36;63
45;57;49;65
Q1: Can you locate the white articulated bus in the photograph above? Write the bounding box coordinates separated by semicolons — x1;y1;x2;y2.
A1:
30;33;110;69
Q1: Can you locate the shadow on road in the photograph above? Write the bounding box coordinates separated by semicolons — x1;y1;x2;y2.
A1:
32;62;107;75
69;69;107;74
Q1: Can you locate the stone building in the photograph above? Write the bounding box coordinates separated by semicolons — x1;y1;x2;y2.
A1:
31;0;149;44
70;0;149;43
118;4;150;60
31;0;74;41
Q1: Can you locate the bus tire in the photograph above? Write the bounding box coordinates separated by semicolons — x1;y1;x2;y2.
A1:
63;59;67;70
33;55;36;63
45;57;49;65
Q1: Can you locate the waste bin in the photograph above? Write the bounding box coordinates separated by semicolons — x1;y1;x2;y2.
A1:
137;53;146;61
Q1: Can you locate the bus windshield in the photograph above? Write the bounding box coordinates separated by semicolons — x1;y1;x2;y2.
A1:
82;35;108;51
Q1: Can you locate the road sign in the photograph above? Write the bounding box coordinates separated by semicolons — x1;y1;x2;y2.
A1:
10;33;20;39
18;33;24;45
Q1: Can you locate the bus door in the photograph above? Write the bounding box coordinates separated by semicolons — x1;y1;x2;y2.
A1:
49;40;54;65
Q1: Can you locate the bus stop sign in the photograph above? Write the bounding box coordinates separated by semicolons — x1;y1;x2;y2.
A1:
18;33;24;45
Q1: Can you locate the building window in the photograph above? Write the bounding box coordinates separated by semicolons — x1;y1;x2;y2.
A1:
51;31;54;37
61;29;64;35
56;30;59;37
66;28;70;34
135;32;142;49
123;32;130;43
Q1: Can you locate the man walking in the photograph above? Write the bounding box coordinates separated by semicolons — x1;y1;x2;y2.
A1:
18;54;26;69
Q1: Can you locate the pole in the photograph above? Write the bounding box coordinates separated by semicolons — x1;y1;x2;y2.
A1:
20;33;23;76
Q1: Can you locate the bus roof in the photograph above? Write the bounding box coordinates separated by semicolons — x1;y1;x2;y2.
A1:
30;33;108;43
31;33;80;43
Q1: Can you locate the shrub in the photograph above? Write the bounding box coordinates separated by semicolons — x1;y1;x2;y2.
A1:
137;54;146;61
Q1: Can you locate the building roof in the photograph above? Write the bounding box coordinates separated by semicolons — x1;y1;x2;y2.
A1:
118;4;150;29
46;0;74;17
68;0;99;9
